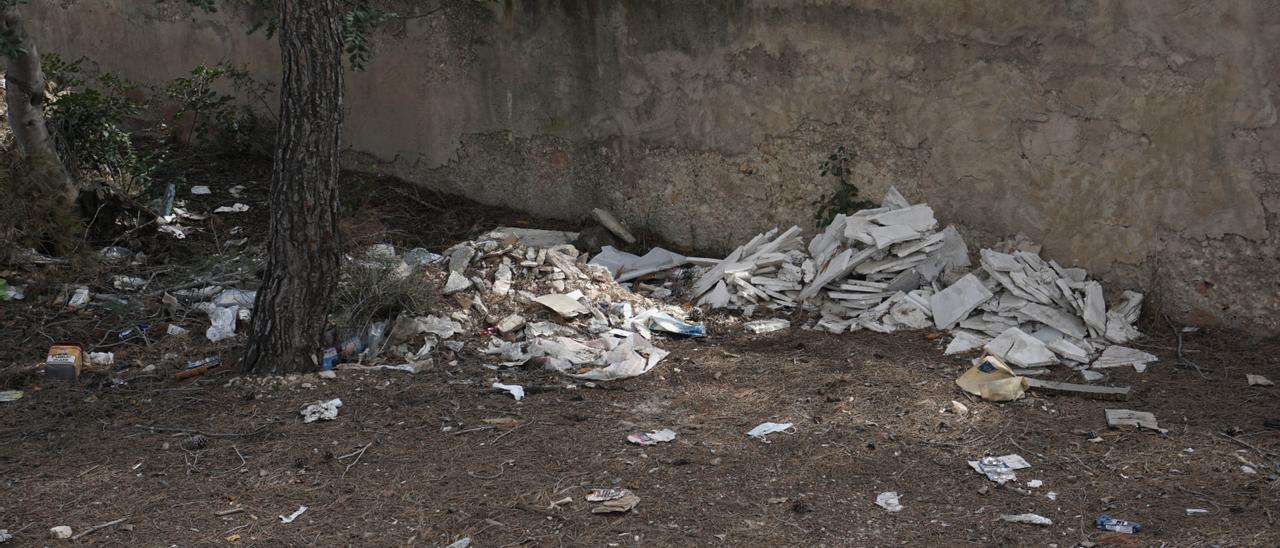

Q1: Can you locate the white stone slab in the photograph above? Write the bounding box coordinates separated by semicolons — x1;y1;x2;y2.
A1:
985;327;1059;368
1091;345;1157;372
931;274;995;330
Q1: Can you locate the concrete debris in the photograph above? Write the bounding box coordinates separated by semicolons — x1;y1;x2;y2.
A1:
685;187;1146;375
1000;513;1052;526
591;208;637;244
1247;374;1273;386
1105;409;1165;433
1023;378;1130;401
985;327;1058;368
1091;345;1158;373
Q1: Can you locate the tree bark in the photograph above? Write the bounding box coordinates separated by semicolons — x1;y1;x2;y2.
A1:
242;0;344;374
0;6;80;252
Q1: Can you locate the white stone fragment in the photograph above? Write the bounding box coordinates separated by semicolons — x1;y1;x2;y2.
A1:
931;274;995;330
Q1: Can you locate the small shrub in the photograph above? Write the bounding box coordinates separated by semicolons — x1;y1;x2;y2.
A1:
811;145;875;227
333;255;433;328
42;54;156;196
163;63;275;154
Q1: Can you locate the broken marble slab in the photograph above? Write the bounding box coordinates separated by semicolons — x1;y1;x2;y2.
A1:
1105;409;1165;432
931;274;995;330
534;293;590;318
882;186;911;210
945;330;991;355
443;271;472;294
869;203;937;232
1016;302;1089;339
1091;345;1157;372
1082;282;1106;338
448;245;476;274
1047;337;1092;363
985;327;1059;368
866;224;921;249
615;247;687;282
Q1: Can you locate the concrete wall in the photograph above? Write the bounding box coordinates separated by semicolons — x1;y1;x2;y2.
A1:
28;1;1280;336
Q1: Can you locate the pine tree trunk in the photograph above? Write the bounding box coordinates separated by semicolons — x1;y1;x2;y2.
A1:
1;6;80;253
242;0;344;374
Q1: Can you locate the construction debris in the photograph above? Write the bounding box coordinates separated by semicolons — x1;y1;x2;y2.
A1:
1000;513;1052;526
1023;378;1130;401
591;208;636;244
1105;409;1165;433
969;454;1031;484
1247;374;1274;386
678;187;1150;378
875;491;903;512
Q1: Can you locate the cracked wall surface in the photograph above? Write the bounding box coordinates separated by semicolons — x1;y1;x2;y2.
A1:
28;0;1280;336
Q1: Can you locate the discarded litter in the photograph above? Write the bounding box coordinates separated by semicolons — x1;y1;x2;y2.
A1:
443;538;472;548
45;343;84;381
214;203;250;213
1247;374;1273;386
279;506;308;524
1095;514;1140;534
1186;508;1209;516
205;304;239;343
585;488;628;502
67;286;90;311
190;185;211;195
49;526;73;539
747;422;794;441
968;454;1031;484
177;356;221;380
646;312;706;337
875;491;903;512
627;428;677;446
955;355;1026;401
0;390;23;402
1026;479;1043;488
300;399;342;423
743;319;791;334
493;383;525;401
0;529;10;542
167;324;188;337
88;352;114;366
1000;513;1052;526
586;489;640;513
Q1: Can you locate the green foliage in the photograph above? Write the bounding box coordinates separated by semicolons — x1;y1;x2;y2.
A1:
42;54;157;195
812;145;875;227
163;63;275;153
183;0;402;70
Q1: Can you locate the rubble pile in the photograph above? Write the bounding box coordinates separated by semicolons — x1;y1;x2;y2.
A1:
682;187;1150;375
344;227;698;381
687;226;810;313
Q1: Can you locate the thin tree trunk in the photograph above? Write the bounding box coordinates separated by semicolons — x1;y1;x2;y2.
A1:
243;0;344;374
1;6;80;252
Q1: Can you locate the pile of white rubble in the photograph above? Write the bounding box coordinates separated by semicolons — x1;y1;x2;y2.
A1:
687;188;1155;376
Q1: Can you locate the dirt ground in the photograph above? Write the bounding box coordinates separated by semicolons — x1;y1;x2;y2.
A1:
2;159;1279;547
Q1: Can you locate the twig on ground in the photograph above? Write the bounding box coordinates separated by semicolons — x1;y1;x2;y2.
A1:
340;442;373;479
487;420;530;446
71;516;129;540
469;460;514;480
1164;314;1208;378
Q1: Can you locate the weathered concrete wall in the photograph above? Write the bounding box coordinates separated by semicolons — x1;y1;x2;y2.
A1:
28;1;1280;336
